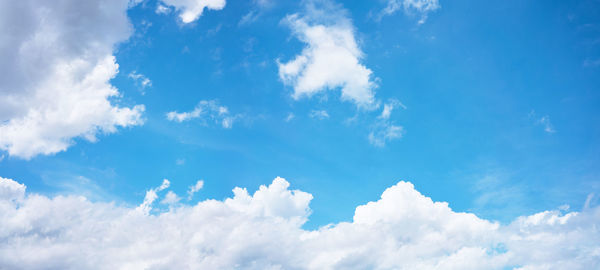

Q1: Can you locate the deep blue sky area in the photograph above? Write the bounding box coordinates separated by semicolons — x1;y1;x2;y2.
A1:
1;0;599;229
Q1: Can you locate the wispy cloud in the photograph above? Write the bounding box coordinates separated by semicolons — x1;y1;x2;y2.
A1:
309;110;329;120
369;99;405;146
529;110;556;133
166;100;241;129
128;71;152;94
187;180;204;200
381;0;441;24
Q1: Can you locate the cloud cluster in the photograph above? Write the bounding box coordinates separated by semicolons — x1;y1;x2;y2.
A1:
160;0;226;23
0;0;145;159
278;4;377;108
166;100;240;128
1;175;598;269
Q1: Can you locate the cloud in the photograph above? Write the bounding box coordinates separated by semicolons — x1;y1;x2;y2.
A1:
239;0;274;26
369;99;404;146
382;0;441;24
529;110;556;133
187;180;204;200
1;175;598;269
166;100;240;128
538;116;556;133
156;3;172;14
285;112;296;122
161;191;181;205
309;110;330;120
277;3;377;108
0;0;145;159
160;0;226;24
128;71;152;93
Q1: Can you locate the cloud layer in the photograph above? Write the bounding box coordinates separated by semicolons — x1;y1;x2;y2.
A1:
0;0;145;159
278;4;377;108
1;176;598;269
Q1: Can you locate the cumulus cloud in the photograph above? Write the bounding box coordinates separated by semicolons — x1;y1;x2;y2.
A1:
0;0;145;159
166;100;240;128
160;0;226;24
277;3;377;108
1;175;598;269
382;0;441;24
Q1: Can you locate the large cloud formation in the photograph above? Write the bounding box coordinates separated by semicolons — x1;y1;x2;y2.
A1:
0;0;145;159
1;176;598;269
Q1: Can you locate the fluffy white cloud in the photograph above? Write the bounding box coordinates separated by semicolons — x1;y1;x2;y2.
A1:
278;5;377;108
0;0;145;159
166;100;240;128
382;0;441;24
160;0;226;23
1;175;598;269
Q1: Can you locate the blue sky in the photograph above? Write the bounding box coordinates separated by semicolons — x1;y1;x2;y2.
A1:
1;0;600;268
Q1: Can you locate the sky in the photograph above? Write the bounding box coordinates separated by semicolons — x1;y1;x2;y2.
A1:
1;0;600;269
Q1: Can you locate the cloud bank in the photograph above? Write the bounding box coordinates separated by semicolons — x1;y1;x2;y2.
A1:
1;176;598;269
0;0;145;159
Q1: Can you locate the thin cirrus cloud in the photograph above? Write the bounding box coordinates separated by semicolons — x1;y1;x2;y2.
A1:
166;100;240;129
277;2;378;109
1;175;598;269
0;0;145;159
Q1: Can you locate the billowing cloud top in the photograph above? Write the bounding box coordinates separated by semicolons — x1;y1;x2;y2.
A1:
0;0;144;159
1;176;598;269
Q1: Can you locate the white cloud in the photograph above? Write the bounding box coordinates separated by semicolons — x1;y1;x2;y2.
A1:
382;0;441;24
156;3;172;14
128;71;152;93
166;100;240;128
369;99;404;146
285;112;296;122
1;175;598;269
379;98;406;119
187;180;204;200
161;191;181;205
368;124;403;147
529;110;556;133
160;0;226;24
277;4;377;108
0;0;145;159
309;110;330;120
538;115;556;133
